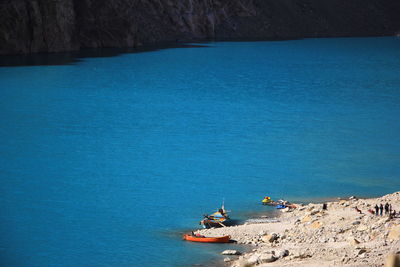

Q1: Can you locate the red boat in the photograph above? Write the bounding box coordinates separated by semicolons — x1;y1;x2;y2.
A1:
183;234;231;243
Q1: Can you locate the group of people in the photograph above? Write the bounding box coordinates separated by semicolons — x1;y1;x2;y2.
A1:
374;202;397;217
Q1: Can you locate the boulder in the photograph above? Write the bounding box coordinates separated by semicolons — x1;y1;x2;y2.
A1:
247;254;260;265
232;258;252;267
259;253;277;263
221;250;241;255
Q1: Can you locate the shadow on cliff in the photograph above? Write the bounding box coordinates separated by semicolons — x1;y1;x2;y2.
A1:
0;43;209;67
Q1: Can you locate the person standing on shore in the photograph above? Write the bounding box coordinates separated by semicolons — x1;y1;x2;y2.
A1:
389;204;392;214
375;204;379;215
380;204;384;216
385;203;389;215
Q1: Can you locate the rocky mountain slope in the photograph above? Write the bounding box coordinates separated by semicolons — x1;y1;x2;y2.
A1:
1;0;400;55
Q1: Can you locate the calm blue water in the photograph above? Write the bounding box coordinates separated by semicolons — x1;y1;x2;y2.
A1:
1;37;400;267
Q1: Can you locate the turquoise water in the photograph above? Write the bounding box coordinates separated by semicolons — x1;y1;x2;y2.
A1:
1;37;400;266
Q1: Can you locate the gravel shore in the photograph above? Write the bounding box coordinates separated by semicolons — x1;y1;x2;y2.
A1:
197;192;400;266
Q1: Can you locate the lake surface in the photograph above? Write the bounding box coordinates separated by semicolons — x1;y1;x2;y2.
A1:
1;37;400;267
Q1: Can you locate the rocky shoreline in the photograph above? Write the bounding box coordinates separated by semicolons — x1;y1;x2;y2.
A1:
1;0;400;55
197;192;400;266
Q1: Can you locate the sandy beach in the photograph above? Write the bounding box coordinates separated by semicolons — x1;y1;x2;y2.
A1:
197;192;400;266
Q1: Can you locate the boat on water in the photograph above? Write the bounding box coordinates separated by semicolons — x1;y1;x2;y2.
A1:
262;196;273;205
200;203;230;228
183;234;231;243
262;197;296;209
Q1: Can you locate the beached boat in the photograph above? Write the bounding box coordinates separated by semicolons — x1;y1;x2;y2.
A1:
262;198;294;208
200;204;230;228
183;234;231;243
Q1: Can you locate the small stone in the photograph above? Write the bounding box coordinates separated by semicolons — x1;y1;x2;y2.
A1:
262;233;278;243
348;237;360;245
277;249;289;258
357;248;367;255
352;221;361;225
221;250;241;255
224;257;231;262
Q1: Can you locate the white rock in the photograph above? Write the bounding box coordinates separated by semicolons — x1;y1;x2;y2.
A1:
259;253;277;263
277;249;289;258
221;250;241;255
247;254;260;265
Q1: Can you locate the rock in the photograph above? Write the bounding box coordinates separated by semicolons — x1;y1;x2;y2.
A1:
2;0;400;56
281;207;291;213
262;233;278;243
349;196;358;200
224;257;232;262
233;258;252;267
357;248;367;255
310;210;319;215
293;253;312;259
247;254;260;265
352;221;361;225
221;250;241;255
259;253;277;263
348;237;361;245
277;249;289;258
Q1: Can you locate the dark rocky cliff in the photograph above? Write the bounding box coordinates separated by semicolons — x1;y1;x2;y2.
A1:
1;0;400;55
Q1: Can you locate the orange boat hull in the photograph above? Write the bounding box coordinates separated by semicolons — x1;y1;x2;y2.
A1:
183;234;231;243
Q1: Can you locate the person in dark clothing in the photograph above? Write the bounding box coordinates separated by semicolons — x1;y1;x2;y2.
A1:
380;204;384;216
322;203;327;210
375;204;379;215
389;204;392;214
385;203;389;214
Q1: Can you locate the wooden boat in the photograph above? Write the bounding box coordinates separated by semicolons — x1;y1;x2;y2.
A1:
200;204;230;228
183;234;231;243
